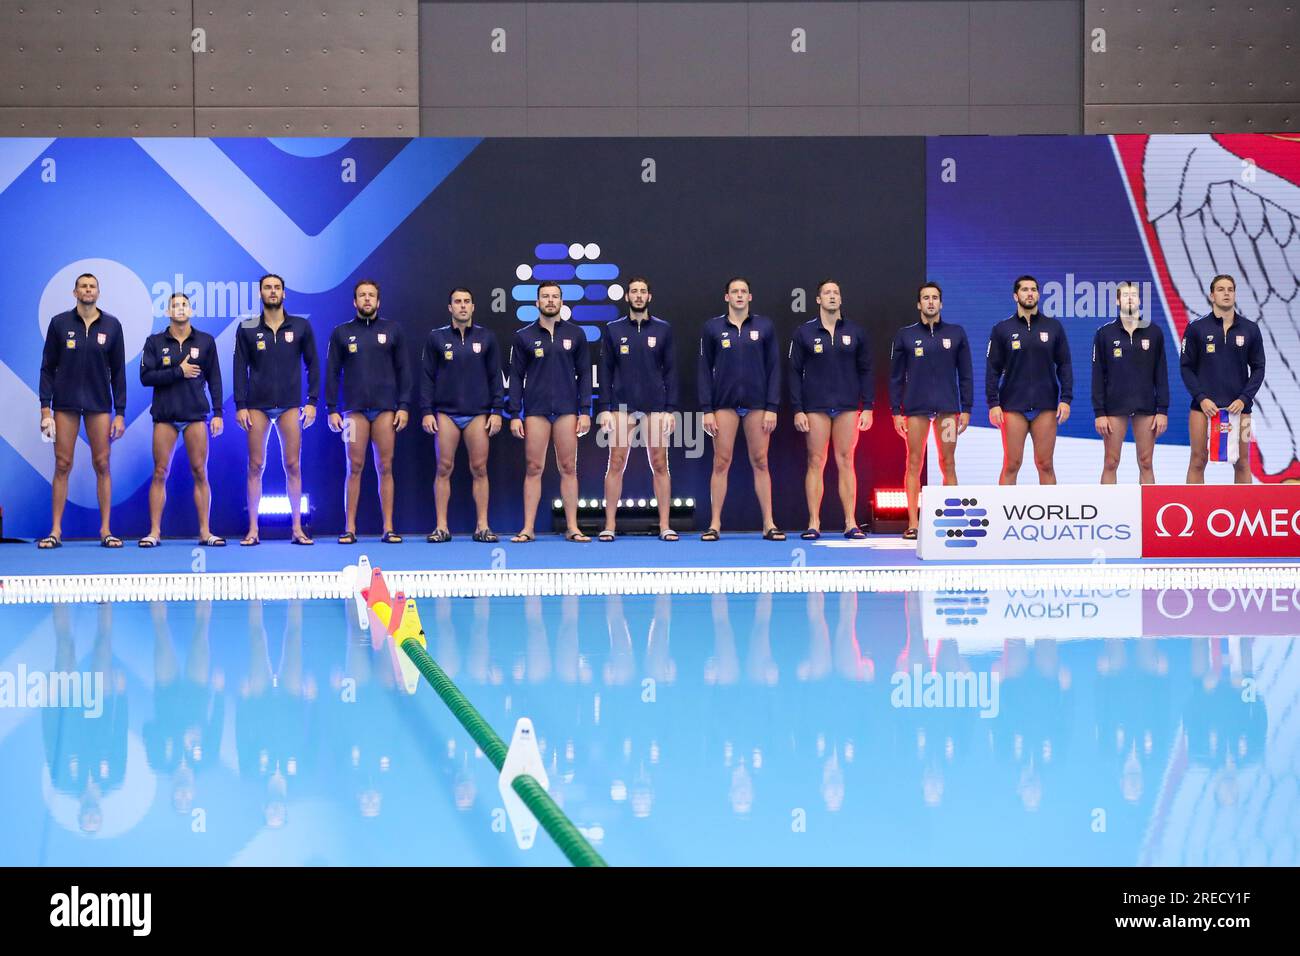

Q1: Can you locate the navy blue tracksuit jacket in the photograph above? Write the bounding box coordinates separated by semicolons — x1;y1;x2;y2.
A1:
697;313;781;413
888;319;974;416
1090;318;1170;417
39;309;127;415
507;318;593;418
140;326;223;422
597;315;677;414
325;315;412;414
788;316;872;414
420;322;504;417
1179;312;1266;413
232;312;319;411
985;312;1074;412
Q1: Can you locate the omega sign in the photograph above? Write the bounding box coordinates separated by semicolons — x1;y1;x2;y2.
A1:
1143;486;1300;558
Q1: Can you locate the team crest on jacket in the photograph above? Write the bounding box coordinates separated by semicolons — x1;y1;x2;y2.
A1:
285;331;294;343
1236;335;1245;346
1039;331;1049;342
97;333;107;345
841;335;851;346
190;347;200;358
1141;338;1149;350
472;342;481;353
942;338;951;349
563;339;572;350
377;333;387;344
750;330;759;341
648;336;656;348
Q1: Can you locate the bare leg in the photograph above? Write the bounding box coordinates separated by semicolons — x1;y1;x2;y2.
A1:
244;410;272;540
83;412;114;538
1028;412;1059;485
1099;415;1127;485
551;414;582;536
903;416;931;530
830;411;861;530
803;413;832;531
369;412;398;533
275;411;307;537
1235;414;1253;484
933;413;959;486
999;412;1031;485
742;410;776;530
707;410;739;532
49;410;81;540
182;423;213;539
603;410;631;534
433;414;462;533
1186;410;1208;484
1131;414;1157;485
519;415;552;537
460;415;492;532
148;423;182;539
647;412;673;531
343;412;372;535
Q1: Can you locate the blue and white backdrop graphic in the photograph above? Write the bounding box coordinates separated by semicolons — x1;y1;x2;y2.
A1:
0;137;921;537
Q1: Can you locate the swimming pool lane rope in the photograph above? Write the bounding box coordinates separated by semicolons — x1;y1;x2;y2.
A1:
399;637;608;868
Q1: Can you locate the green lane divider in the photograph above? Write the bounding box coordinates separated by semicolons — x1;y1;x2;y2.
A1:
400;635;608;868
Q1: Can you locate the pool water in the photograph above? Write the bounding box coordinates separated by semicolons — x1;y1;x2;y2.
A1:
1;588;1295;866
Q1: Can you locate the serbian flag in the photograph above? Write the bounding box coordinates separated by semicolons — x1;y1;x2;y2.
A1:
1208;409;1240;463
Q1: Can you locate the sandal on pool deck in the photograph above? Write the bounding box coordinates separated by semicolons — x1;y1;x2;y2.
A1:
763;527;787;541
844;527;867;540
138;535;159;548
566;530;591;543
700;528;721;541
426;529;451;543
37;535;62;549
101;534;123;548
800;528;821;540
597;529;616;542
472;528;499;543
902;528;918;540
381;531;403;544
511;531;535;543
199;535;226;547
659;527;679;541
291;531;315;545
338;531;358;545
240;534;260;547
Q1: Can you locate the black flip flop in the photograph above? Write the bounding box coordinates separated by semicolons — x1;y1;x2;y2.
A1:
800;528;821;540
763;528;787;541
700;528;720;542
381;531;403;544
338;531;358;545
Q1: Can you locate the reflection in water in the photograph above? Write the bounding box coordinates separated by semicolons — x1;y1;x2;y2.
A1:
2;585;1298;865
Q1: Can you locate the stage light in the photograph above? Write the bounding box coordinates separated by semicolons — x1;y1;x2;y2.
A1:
257;495;310;516
873;489;908;511
551;495;695;535
870;488;908;534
